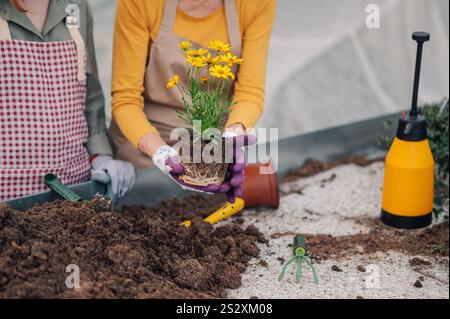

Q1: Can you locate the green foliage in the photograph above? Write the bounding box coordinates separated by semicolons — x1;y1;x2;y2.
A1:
377;120;394;150
422;101;449;175
177;76;233;137
421;100;449;218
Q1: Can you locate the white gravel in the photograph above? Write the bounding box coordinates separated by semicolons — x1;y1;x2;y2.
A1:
226;162;449;299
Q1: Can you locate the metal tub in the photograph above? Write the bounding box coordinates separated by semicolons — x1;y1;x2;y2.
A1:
5;112;398;211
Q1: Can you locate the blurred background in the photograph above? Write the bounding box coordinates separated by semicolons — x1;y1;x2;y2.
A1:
91;0;449;139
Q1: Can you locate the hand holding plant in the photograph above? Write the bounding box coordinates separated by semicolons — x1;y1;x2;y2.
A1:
162;40;255;200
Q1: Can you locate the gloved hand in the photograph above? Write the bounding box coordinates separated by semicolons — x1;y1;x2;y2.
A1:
91;155;136;198
152;134;257;203
152;145;210;193
220;132;257;203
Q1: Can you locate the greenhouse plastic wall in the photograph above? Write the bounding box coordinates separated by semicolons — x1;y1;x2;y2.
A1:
91;0;449;139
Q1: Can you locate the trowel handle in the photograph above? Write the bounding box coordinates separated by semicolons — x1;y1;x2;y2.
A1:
293;235;307;256
44;174;83;202
204;198;245;225
179;198;246;228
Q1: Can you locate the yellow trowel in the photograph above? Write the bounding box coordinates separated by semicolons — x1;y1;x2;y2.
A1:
180;160;280;228
180;197;246;227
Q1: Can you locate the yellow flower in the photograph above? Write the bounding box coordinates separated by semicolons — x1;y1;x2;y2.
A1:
186;56;207;68
186;48;208;57
166;75;179;89
208;40;231;53
209;65;235;80
204;53;221;65
220;53;244;66
178;41;193;51
200;76;210;83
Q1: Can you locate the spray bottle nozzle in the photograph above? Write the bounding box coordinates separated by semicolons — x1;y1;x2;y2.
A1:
410;31;430;118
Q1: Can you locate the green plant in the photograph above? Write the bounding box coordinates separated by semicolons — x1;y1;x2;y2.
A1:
178;73;232;137
165;41;244;187
377;119;394;150
421;100;449;218
167;40;243;139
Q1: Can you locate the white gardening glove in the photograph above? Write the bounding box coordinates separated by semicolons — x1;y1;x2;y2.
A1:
152;145;211;193
91;155;136;198
152;145;184;175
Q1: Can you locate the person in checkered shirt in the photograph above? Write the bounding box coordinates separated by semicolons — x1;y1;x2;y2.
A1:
0;0;135;201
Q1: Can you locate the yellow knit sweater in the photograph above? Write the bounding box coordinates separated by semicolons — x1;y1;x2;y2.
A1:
112;0;276;147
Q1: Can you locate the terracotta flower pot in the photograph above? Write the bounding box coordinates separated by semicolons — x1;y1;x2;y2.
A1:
242;160;279;208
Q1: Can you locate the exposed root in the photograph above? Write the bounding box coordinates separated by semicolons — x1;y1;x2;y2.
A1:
179;162;228;186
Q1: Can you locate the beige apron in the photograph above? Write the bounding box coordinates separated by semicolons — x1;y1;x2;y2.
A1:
109;0;242;169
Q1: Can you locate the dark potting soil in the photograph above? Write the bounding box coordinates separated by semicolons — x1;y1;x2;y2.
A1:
281;156;382;183
304;220;449;262
279;156;449;264
0;195;266;299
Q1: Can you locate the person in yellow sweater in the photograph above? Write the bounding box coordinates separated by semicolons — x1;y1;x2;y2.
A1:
110;0;276;199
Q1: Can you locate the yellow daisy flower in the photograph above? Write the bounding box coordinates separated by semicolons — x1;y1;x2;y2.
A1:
220;53;244;66
186;56;207;68
186;48;208;57
209;65;235;80
166;75;179;89
208;40;231;53
204;53;221;65
178;41;193;51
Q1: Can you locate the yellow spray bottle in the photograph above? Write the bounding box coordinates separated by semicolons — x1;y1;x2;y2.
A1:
381;32;435;229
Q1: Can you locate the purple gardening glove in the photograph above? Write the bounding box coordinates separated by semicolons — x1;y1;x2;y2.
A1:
219;133;257;203
166;134;257;201
153;145;213;194
153;134;256;199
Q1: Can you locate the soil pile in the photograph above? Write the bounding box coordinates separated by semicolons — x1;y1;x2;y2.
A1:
0;195;266;299
281;156;381;183
280;157;448;263
305;219;449;261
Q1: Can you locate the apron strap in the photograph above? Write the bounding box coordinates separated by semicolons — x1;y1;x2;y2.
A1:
66;16;87;82
157;0;242;51
0;15;12;41
158;0;179;37
224;0;241;51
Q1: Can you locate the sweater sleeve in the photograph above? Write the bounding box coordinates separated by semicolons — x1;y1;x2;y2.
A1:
111;0;158;148
84;1;113;157
226;0;276;129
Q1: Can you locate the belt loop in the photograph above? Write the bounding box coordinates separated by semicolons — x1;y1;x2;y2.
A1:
66;15;86;82
0;15;12;41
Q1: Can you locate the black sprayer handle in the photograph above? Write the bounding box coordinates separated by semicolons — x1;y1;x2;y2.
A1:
410;31;430;118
